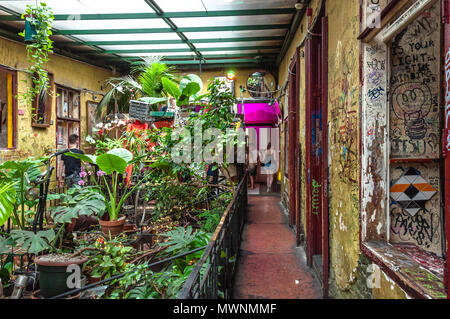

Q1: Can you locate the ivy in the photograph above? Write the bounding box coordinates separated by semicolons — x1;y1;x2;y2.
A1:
18;2;54;117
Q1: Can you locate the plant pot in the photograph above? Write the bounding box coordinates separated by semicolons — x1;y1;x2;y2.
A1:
24;19;38;43
31;289;81;299
99;215;126;238
34;254;88;299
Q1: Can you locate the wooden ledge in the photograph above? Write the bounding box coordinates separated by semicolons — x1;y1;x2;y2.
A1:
361;241;446;299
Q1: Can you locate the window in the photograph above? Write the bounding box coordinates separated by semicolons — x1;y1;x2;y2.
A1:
360;0;446;298
56;85;80;179
388;2;443;257
86;100;99;137
31;72;54;127
0;67;16;149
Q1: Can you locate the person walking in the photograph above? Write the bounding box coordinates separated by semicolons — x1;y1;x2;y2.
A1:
261;142;277;193
59;134;84;188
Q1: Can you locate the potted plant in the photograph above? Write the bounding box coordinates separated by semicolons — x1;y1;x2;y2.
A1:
18;2;55;114
0;186;105;298
68;148;149;237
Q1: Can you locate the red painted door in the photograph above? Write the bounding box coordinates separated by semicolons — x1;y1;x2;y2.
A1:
306;34;323;264
305;5;328;298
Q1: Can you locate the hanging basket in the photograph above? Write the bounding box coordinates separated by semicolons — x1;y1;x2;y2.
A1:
24;19;38;43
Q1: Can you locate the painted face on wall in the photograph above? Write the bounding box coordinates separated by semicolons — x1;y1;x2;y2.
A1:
392;82;431;119
391;82;432;140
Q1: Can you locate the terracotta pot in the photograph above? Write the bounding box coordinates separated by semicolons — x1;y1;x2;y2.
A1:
99;215;126;238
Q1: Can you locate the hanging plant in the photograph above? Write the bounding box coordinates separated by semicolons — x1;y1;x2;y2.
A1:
18;2;54;111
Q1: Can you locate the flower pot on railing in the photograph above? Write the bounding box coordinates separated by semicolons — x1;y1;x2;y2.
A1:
99;215;126;238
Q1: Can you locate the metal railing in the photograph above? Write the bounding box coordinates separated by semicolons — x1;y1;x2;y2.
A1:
177;168;248;299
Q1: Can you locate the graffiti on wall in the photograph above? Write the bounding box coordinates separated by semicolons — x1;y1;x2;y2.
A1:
389;4;440;159
329;38;359;185
311;179;321;215
390;163;443;256
445;48;450;151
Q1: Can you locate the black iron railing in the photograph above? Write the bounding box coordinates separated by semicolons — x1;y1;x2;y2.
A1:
177;170;248;299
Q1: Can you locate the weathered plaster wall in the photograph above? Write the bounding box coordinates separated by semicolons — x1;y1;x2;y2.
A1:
0;36;113;161
326;0;362;295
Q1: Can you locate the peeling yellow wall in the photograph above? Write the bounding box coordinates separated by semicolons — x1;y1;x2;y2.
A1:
326;0;361;292
372;267;409;299
0;36;113;160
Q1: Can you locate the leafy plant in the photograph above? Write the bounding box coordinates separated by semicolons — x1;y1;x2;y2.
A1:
18;2;55;112
67;148;148;221
85;237;135;280
0;157;46;229
8;229;55;255
0;180;17;227
49;186;106;224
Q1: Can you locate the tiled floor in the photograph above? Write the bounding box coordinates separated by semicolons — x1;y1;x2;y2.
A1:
232;195;322;299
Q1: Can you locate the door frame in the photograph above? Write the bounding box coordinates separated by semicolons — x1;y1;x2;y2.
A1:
288;47;301;245
305;4;329;298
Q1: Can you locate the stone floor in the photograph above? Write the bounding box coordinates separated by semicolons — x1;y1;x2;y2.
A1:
232;195;322;299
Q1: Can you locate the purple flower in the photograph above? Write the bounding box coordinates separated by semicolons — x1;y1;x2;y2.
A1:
79;171;87;178
97;170;106;177
78;180;85;186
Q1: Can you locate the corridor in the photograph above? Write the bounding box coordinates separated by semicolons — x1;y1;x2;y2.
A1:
232;195;322;299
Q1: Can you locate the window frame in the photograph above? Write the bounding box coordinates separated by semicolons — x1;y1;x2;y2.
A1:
31;71;54;128
359;0;447;299
0;66;17;150
55;84;81;179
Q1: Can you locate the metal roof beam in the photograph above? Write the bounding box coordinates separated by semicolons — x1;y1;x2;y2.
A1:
143;0;203;63
0;8;296;21
55;24;291;35
104;52;279;61
83;45;280;54
58;36;285;47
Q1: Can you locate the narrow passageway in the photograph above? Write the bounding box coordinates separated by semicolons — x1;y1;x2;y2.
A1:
232;195;322;299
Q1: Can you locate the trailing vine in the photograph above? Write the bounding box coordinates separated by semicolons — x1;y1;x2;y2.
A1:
18;2;54;115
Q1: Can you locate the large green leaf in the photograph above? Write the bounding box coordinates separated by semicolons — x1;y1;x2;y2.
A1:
66;152;97;164
96;153;127;175
0;181;17;226
51;198;105;224
138;97;168;105
179;82;201;105
161;77;181;99
10;229;55;255
107;148;133;163
50;186;106;224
